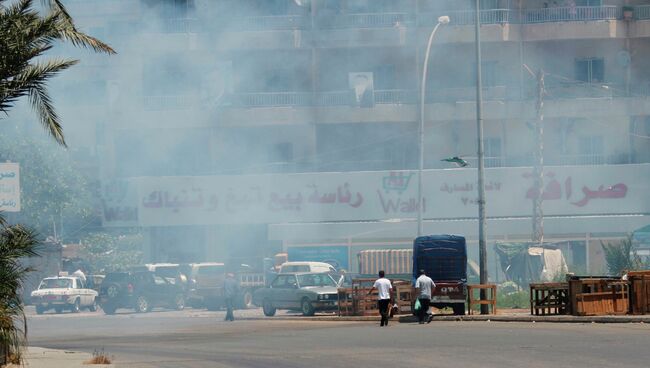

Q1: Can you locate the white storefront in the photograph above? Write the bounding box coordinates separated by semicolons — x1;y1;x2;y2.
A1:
102;164;650;274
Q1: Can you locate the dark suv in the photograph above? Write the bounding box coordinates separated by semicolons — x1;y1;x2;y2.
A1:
99;271;185;315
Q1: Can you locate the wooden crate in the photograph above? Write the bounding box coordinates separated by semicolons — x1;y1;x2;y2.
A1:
569;279;629;316
530;283;569;316
629;275;650;315
467;284;497;315
337;278;414;316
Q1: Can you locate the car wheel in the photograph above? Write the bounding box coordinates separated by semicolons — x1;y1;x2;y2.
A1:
301;298;315;317
174;294;185;311
71;299;81;313
262;299;276;317
88;299;98;312
54;306;63;314
102;304;116;315
35;305;45;315
135;295;150;313
240;289;253;309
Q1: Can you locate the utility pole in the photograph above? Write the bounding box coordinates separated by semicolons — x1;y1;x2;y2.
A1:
474;0;489;314
532;69;545;244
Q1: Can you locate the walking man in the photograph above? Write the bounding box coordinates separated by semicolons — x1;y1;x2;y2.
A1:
415;269;435;324
223;273;239;322
368;270;392;327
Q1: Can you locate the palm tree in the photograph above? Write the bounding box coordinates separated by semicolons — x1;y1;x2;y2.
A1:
0;220;38;364
0;0;114;363
0;0;115;146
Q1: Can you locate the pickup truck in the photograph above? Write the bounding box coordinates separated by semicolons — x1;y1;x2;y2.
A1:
187;263;265;310
413;235;467;315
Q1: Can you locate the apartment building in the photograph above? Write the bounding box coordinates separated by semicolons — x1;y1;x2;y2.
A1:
60;0;650;276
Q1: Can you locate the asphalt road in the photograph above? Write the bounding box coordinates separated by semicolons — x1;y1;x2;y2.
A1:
26;307;650;368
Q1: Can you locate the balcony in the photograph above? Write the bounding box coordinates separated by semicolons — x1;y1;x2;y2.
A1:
316;12;415;29
523;6;620;23
418;9;514;26
636;5;650;20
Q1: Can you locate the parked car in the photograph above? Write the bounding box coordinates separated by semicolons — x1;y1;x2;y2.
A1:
130;263;189;292
98;271;185;314
30;276;98;314
187;263;265;310
253;273;339;316
279;262;336;274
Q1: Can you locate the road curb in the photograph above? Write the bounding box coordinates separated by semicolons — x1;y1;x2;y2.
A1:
239;315;650;324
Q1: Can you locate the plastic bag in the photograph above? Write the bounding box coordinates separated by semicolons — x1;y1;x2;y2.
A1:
414;298;421;311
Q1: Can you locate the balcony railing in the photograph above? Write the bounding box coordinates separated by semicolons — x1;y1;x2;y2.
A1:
636;5;650;20
419;9;514;26
232;15;311;31
232;92;313;107
316;12;415;29
524;6;620;23
543;82;624;99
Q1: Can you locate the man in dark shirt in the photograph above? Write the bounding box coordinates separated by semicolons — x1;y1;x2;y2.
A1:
223;273;239;321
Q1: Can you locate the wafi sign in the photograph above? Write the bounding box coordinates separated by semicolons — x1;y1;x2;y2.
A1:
102;164;650;227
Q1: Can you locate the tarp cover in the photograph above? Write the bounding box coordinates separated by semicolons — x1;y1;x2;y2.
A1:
495;242;568;285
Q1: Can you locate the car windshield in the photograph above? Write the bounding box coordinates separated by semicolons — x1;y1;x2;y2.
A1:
39;278;72;289
297;274;336;287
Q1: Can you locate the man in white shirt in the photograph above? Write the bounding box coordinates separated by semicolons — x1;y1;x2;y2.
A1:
368;270;392;327
415;269;436;324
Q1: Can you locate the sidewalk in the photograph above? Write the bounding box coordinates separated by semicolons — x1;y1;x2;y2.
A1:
8;347;112;368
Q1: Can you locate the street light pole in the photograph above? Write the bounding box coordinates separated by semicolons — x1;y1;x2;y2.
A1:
418;15;450;237
474;0;489;314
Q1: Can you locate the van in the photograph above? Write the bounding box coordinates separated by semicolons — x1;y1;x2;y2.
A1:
279;261;336;274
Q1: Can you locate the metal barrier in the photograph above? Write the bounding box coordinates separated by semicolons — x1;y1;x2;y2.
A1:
636;5;650;20
524;6;620;23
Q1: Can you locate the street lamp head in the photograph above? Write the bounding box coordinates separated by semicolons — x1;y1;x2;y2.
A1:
438;16;450;25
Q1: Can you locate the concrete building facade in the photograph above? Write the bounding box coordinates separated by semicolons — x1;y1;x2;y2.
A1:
58;0;650;277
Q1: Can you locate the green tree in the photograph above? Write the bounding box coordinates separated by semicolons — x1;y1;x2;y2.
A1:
601;235;643;276
0;0;114;363
0;0;115;146
0;131;97;241
79;231;144;274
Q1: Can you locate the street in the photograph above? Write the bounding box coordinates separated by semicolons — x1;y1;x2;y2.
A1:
26;307;650;368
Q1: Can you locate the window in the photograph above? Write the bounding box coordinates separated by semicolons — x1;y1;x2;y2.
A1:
578;135;604;156
271;275;297;288
273;143;293;163
578;135;604;164
575;58;605;83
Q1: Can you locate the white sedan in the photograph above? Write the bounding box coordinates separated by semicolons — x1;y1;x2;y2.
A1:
31;276;98;314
